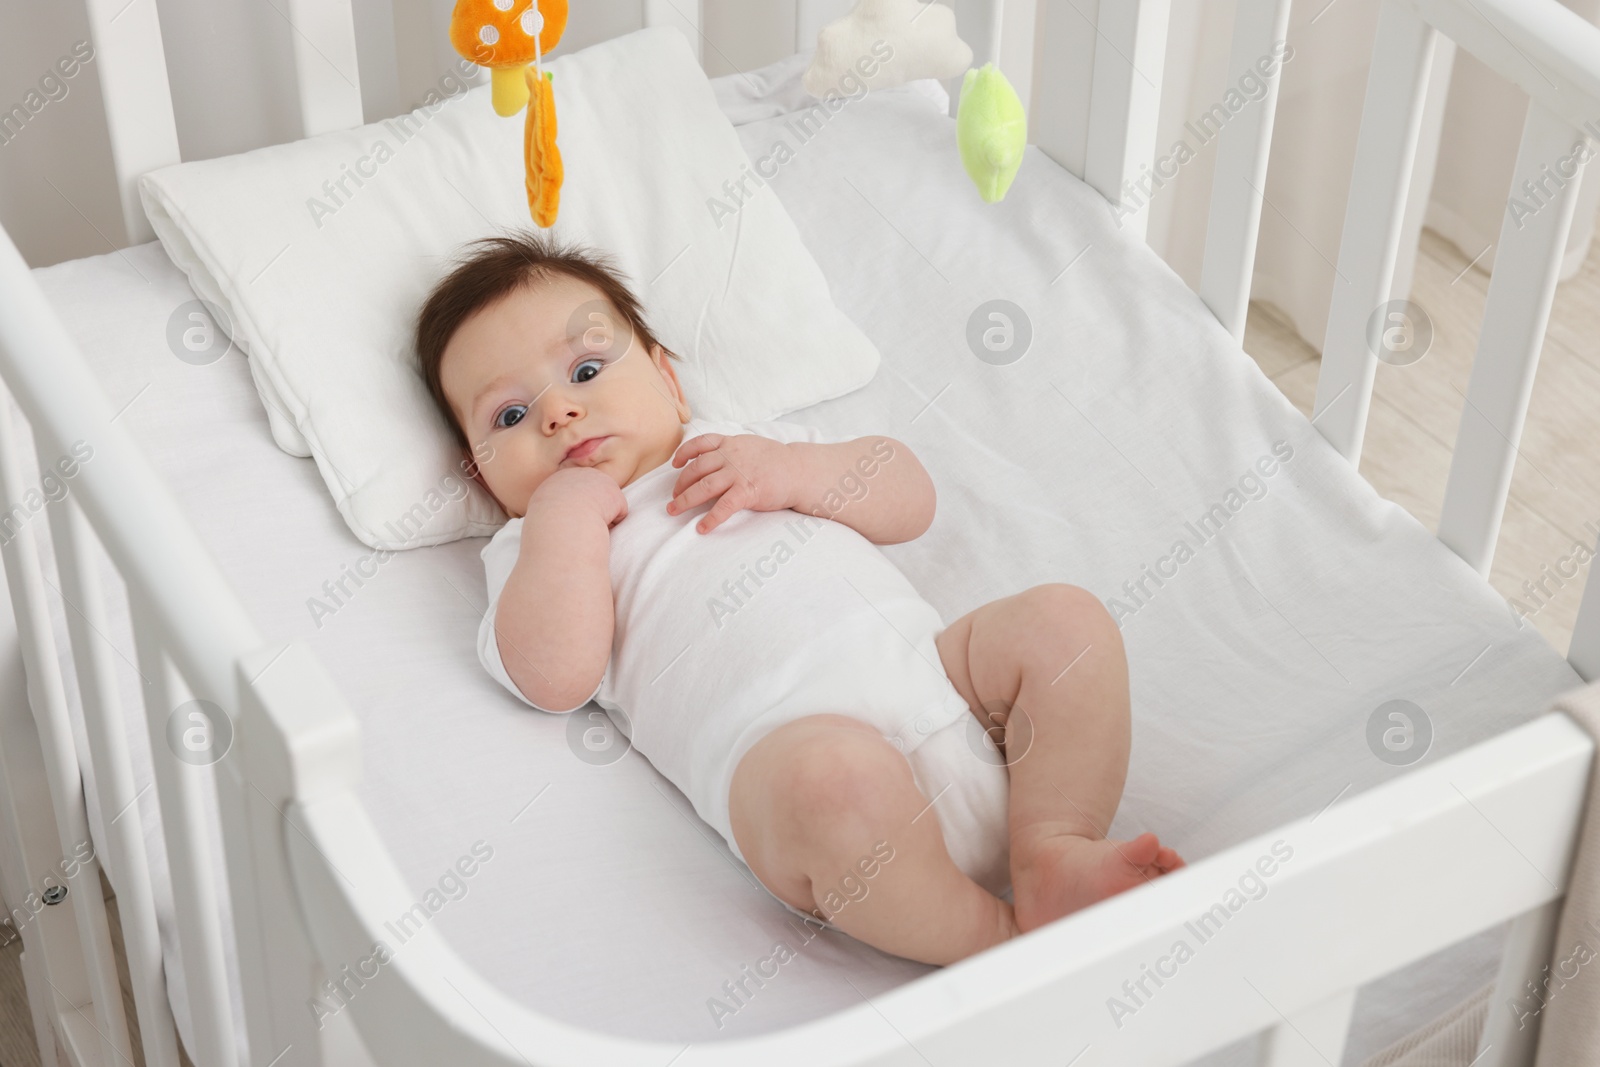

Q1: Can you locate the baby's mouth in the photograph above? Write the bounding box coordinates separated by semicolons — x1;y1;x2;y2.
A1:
564;435;610;464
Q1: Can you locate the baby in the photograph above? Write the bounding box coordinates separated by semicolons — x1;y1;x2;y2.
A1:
415;231;1184;966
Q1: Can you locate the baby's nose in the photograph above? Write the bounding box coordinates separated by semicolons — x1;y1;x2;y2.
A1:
547;405;582;432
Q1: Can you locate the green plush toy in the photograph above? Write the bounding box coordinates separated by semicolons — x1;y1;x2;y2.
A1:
957;63;1027;203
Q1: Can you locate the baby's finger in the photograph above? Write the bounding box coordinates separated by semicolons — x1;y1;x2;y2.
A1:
671;433;724;468
669;468;736;518
697;486;751;534
669;449;726;503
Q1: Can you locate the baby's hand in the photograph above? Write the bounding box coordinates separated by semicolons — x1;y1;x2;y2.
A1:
667;433;798;534
529;466;628;529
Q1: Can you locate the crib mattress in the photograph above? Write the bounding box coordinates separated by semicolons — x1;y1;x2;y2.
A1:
22;59;1585;1067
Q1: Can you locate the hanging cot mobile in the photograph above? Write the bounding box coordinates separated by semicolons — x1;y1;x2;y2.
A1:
449;0;570;227
449;0;1027;225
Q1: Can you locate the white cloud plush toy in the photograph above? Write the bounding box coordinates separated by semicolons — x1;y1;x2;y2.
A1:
803;0;974;97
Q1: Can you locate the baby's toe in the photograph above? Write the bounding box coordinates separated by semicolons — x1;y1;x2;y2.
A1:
1121;832;1161;868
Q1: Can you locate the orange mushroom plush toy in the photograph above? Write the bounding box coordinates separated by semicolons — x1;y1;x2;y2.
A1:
449;0;568;227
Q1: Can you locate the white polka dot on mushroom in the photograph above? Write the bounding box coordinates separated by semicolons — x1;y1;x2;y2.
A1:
521;9;543;35
478;24;499;45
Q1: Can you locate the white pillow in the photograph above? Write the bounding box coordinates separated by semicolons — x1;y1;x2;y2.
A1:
137;27;881;550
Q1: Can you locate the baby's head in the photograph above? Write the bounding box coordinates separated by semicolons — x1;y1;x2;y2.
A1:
416;231;691;518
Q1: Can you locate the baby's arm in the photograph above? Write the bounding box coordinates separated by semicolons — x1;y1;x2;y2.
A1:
493;467;625;712
786;437;934;545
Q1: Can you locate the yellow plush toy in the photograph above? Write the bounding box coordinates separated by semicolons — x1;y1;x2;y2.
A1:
525;65;562;228
449;0;567;227
957;63;1027;203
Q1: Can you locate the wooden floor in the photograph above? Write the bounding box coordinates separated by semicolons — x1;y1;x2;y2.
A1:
0;919;40;1066
0;227;1595;1063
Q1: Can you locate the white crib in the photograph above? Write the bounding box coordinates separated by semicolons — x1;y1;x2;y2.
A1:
1;0;1599;1065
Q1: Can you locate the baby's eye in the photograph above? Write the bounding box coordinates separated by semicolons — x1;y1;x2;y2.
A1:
572;358;605;384
493;403;527;429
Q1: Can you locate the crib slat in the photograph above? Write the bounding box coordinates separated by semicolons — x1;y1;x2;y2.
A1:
82;0;180;244
1313;0;1436;464
643;0;703;65
0;398;135;1067
44;496;181;1067
287;0;364;135
999;0;1039;126
1392;37;1457;316
1083;0;1170;241
1261;987;1355;1066
0;765;66;1067
1032;0;1099;182
1474;898;1561;1067
129;601;241;1067
1437;101;1584;578
1198;0;1293;340
1573;545;1600;682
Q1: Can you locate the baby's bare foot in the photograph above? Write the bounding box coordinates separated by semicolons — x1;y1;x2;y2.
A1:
1011;829;1185;934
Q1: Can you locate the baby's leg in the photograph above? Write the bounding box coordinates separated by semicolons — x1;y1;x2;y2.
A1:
935;584;1184;934
729;713;1018;966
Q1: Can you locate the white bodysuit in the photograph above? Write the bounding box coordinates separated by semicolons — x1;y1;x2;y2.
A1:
478;417;1010;908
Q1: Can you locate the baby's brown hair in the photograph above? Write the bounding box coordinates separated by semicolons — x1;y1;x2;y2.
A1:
415;230;680;454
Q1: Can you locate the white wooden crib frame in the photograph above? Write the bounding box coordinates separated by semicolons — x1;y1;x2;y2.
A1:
1;0;1599;1064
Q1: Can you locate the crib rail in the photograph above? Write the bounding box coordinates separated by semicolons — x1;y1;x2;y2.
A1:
282;701;1593;1066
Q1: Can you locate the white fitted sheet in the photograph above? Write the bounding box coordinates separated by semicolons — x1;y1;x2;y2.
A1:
20;62;1584;1067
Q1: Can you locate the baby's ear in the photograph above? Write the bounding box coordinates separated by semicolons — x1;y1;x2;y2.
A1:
650;345;692;421
461;448;496;503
